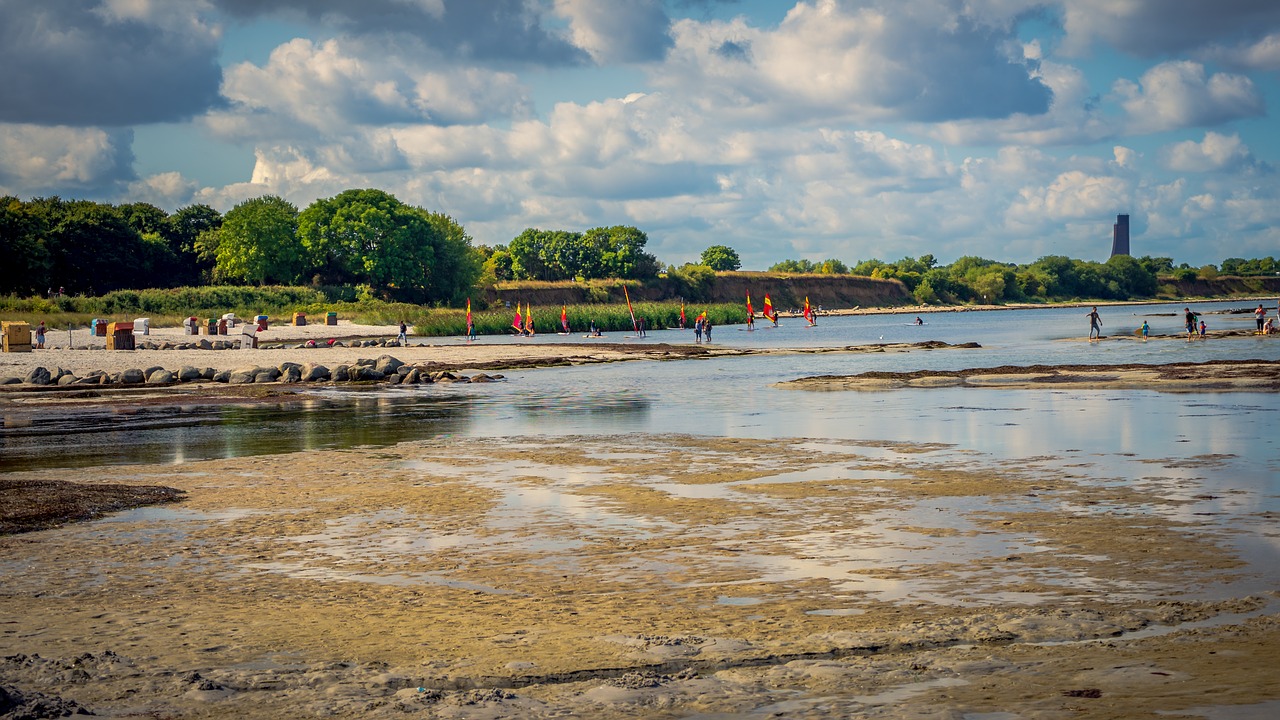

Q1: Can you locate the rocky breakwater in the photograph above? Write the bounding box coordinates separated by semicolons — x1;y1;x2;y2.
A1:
0;355;502;389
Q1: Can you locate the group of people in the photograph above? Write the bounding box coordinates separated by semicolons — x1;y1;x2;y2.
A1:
693;315;713;343
1089;301;1280;341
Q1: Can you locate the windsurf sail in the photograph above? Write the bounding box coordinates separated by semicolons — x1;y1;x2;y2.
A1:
763;294;777;323
512;304;522;332
803;296;815;326
746;292;755;327
679;301;686;329
624;285;638;334
525;303;535;335
561;304;569;333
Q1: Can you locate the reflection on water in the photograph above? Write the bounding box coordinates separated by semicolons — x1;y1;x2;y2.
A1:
0;392;475;472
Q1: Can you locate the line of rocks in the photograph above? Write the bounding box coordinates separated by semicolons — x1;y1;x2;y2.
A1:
61;337;410;351
0;355;502;388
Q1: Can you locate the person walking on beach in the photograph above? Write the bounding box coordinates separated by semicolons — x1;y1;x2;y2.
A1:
1184;308;1197;340
397;320;408;345
1086;306;1102;340
1256;304;1267;332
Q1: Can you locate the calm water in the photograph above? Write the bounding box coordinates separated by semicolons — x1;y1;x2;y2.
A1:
2;300;1277;473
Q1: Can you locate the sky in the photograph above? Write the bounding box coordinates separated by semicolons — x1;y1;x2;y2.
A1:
2;0;1279;270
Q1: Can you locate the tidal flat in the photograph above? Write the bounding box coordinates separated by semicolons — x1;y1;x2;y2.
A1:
2;432;1277;718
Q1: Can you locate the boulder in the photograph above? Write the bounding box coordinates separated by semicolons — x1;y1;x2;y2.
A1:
57;374;78;386
332;365;350;382
0;376;22;385
121;368;145;384
147;370;175;384
144;365;165;378
279;361;303;375
198;339;213;350
351;367;385;382
470;373;495;383
301;364;330;382
201;367;217;380
228;368;256;384
23;367;51;385
280;365;302;383
212;370;231;383
178;366;203;382
402;368;421;384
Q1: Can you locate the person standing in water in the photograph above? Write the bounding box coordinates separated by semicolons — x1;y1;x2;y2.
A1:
1086;306;1102;340
703;319;713;343
1256;304;1267;332
1141;320;1149;339
1183;308;1197;339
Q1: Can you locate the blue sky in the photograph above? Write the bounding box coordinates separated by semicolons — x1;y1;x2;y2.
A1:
2;0;1278;270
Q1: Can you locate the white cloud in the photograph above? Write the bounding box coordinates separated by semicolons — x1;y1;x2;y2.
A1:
1008;170;1131;224
1113;61;1263;133
1203;32;1280;71
1160;132;1257;172
654;0;1050;126
213;38;532;143
126;171;201;208
554;0;672;64
0;124;134;191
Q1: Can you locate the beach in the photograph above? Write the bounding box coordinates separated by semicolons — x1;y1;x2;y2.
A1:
3;433;1277;718
3;307;1279;718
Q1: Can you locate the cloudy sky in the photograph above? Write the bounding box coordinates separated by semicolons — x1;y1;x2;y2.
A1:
3;0;1278;269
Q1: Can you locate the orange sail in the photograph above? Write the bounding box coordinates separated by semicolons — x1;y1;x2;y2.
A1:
679;301;686;328
525;303;534;335
803;296;816;325
763;294;776;322
561;304;569;333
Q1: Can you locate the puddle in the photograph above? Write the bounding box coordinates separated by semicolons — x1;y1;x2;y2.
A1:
244;561;516;594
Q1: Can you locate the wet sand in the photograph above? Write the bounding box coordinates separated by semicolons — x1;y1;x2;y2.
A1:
2;434;1276;718
777;359;1280;393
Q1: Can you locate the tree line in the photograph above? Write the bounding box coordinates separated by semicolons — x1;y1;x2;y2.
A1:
3;191;1275;306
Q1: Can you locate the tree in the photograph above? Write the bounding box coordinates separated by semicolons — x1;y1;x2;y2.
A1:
298;189;479;302
700;244;741;271
165;204;222;283
592;225;660;279
209;195;303;285
0;196;51;295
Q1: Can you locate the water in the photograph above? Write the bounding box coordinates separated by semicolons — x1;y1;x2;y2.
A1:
2;301;1277;472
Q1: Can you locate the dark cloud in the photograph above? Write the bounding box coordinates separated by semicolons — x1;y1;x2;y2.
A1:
213;0;589;66
715;40;751;61
1060;0;1280;57
0;1;223;126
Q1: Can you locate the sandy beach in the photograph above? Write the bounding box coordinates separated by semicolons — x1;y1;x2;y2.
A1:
3;311;1279;718
2;433;1277;718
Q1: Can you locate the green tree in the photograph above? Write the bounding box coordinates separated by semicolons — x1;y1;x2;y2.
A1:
700;244;741;271
591;225;660;279
0;196;51;295
209;195;303;285
165;204;222;283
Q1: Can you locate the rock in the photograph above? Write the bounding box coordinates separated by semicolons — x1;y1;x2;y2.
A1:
57;374;78;386
23;367;51;385
301;364;329;382
212;370;231;383
280;365;301;383
143;365;165;378
201;367;217;380
198;339;213;350
402;368;421;384
178;366;203;382
120;368;145;384
332;365;350;382
228;369;256;384
147;370;175;384
0;682;94;718
278;361;303;375
470;373;495;383
351;367;385;382
252;371;276;383
0;376;22;385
